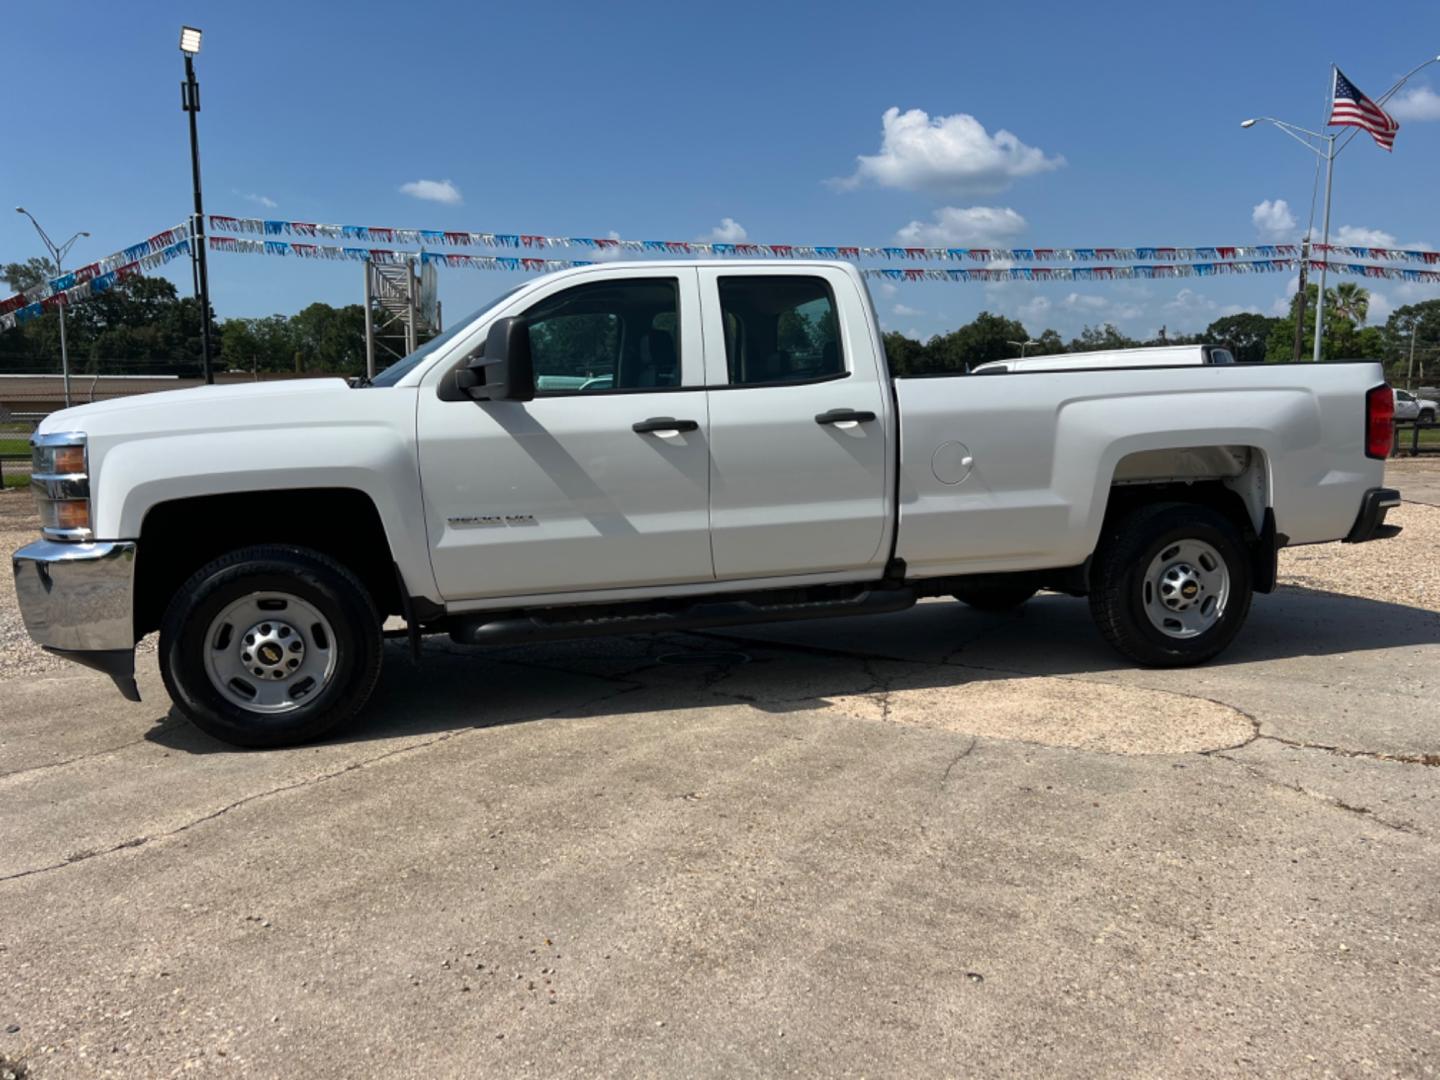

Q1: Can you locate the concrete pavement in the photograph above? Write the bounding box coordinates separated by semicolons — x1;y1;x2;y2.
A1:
1;469;1438;1078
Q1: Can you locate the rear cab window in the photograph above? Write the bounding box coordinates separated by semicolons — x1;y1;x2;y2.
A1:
717;276;846;386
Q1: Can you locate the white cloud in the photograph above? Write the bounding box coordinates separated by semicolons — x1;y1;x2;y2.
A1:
1163;288;1218;318
240;191;277;209
895;206;1028;247
700;217;747;243
589;230;626;262
876;281;898;299
1252;198;1296;241
833;106;1063;196
1367;290;1394;323
892;303;924;317
399;179;463;205
1389;85;1440;122
1335;224;1398;248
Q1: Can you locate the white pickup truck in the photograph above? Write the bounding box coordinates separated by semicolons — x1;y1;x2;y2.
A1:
14;261;1401;747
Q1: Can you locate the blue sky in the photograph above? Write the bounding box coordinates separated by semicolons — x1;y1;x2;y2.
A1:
5;0;1440;341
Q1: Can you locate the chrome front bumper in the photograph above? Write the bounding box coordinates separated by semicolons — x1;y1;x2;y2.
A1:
12;539;141;701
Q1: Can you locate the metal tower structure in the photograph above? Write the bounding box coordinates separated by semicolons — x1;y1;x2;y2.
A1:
362;258;441;378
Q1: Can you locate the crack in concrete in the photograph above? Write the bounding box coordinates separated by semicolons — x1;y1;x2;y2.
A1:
0;679;644;886
0;719;187;783
1249;733;1440;768
940;738;979;788
1208;751;1421;835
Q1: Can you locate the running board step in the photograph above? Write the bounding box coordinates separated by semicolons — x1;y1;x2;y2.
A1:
448;587;916;647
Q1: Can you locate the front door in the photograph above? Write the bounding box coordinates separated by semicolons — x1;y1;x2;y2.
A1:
698;268;893;580
418;270;715;601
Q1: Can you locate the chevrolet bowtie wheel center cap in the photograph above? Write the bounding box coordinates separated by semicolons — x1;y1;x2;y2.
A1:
240;620;304;681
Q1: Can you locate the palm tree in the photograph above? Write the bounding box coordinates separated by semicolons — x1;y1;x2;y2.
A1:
1328;282;1370;325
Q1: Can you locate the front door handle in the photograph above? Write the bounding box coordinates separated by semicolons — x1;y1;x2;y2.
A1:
633;417;700;434
815;408;877;425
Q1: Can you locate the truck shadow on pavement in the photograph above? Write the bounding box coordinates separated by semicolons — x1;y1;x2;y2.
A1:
145;584;1439;754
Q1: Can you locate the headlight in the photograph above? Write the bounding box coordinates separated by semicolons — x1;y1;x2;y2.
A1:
31;432;93;541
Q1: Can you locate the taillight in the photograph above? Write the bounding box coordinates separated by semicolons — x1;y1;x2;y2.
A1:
1366;384;1394;460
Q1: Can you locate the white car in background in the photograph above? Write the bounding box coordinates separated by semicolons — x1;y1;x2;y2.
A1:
971;344;1237;374
1392;388;1437;424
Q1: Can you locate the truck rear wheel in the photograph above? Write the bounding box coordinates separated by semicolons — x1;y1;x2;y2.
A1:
159;545;384;748
1089;502;1253;667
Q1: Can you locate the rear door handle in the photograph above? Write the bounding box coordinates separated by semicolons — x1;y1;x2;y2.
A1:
633;417;700;434
815;408;877;425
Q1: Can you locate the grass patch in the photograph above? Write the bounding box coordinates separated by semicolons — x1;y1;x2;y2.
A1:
0;438;32;457
2;471;30;489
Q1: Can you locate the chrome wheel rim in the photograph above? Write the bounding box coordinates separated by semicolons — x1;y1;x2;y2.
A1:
1142;539;1230;639
202;592;337;714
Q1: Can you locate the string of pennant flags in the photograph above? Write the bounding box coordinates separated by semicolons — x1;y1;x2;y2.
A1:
209;214;1440;267
211;235;1440;286
7;214;1440;333
0;238;192;332
0;223;193;317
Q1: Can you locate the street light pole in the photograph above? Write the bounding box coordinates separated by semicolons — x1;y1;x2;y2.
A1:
179;26;214;384
1242;53;1440;362
1312;131;1336;364
15;208;89;408
1007;338;1039;358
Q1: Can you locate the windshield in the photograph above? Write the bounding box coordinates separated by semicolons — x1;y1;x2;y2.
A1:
366;284;525;387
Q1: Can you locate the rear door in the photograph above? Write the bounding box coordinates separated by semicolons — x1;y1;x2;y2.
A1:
698;267;893;580
417;269;715;600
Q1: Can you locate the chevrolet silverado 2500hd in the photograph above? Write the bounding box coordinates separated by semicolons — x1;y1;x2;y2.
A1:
13;261;1400;746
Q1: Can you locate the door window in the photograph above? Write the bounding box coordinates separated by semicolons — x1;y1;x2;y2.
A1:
717;276;845;386
522;278;681;394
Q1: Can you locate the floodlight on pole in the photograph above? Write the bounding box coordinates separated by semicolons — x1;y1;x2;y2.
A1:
1239;118;1257;128
15;207;90;408
179;25;214;384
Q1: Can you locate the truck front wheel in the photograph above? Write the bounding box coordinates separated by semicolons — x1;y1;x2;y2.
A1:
1089;503;1253;667
159;545;384;748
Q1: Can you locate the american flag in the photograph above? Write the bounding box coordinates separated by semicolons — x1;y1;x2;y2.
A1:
1329;67;1399;150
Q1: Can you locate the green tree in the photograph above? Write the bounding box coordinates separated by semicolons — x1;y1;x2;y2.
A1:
289;303;368;373
1381;299;1440;382
1031;329;1066;355
1068;324;1139;352
3;256;57;294
926;311;1029;373
882;331;926;376
1264;283;1373;362
1201;312;1279;364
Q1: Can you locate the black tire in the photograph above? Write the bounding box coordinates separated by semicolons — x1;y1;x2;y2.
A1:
159;545;383;748
951;579;1039;611
1089;502;1253;667
1421;409;1436;425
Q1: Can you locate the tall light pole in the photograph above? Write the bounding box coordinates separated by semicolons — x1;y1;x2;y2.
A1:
1240;117;1335;363
1242;54;1440;363
15;208;89;408
179;25;214;384
1007;338;1040;357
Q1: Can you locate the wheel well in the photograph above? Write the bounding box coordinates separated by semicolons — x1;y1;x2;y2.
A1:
1101;480;1257;543
134;488;401;638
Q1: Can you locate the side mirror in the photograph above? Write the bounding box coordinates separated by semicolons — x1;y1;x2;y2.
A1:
457;317;535;402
